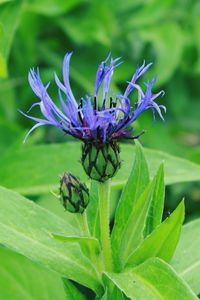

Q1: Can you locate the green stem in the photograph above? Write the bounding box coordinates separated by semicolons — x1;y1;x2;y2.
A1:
98;179;113;272
77;212;90;237
77;212;103;273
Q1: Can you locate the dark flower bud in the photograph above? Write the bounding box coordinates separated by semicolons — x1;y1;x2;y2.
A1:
60;172;89;213
81;141;121;182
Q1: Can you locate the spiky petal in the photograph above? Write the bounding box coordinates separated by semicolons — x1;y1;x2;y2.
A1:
21;52;166;143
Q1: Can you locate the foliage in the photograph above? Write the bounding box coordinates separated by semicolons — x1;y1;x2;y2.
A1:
0;0;199;298
0;144;199;299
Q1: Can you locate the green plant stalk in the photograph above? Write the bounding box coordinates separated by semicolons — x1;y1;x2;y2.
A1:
77;212;103;274
77;211;90;237
98;179;113;272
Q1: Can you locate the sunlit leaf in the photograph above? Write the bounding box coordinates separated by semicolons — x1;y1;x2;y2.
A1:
125;201;184;269
0;142;200;195
171;219;200;295
0;186;103;295
105;258;198;300
0;247;79;300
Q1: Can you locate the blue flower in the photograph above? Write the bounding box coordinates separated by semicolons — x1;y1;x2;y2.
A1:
20;52;166;143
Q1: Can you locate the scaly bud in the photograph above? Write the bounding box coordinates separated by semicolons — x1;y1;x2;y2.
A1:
81;141;121;182
60;172;89;213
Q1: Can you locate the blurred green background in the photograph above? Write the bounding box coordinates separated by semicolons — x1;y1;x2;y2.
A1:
0;0;199;215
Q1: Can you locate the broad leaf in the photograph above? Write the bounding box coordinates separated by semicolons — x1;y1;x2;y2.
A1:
0;247;71;300
37;193;81;231
144;163;165;236
0;1;22;77
105;258;198;300
125;201;185;268
0;186;103;295
171;219;200;295
0;142;200;195
111;143;149;268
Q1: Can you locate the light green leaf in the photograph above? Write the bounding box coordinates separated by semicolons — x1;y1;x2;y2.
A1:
0;186;103;295
0;246;72;300
125;201;185;269
111;143;149;268
139;22;184;84
25;0;84;16
0;142;200;195
0;1;22;77
171;219;200;295
114;180;155;269
125;0;174;28
144;163;165;236
37;193;81;231
53;234;100;254
105;258;198;300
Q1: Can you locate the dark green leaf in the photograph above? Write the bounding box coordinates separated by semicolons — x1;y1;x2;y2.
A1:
62;278;86;300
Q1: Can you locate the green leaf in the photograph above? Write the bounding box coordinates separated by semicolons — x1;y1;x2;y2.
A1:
25;0;84;16
114;179;155;269
53;234;100;254
110;287;125;300
139;22;184;84
105;258;198;300
144;163;165;236
0;186;103;295
125;0;174;28
0;1;22;77
111;143;149;268
98;287;125;300
37;192;81;231
1;142;200;195
0;121;23;155
171;219;200;295
62;278;87;300
0;246;72;300
125;201;185;269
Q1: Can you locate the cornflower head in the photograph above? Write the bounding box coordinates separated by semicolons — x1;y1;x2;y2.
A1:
20;52;166;182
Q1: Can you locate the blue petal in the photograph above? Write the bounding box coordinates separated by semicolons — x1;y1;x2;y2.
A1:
62;52;78;109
